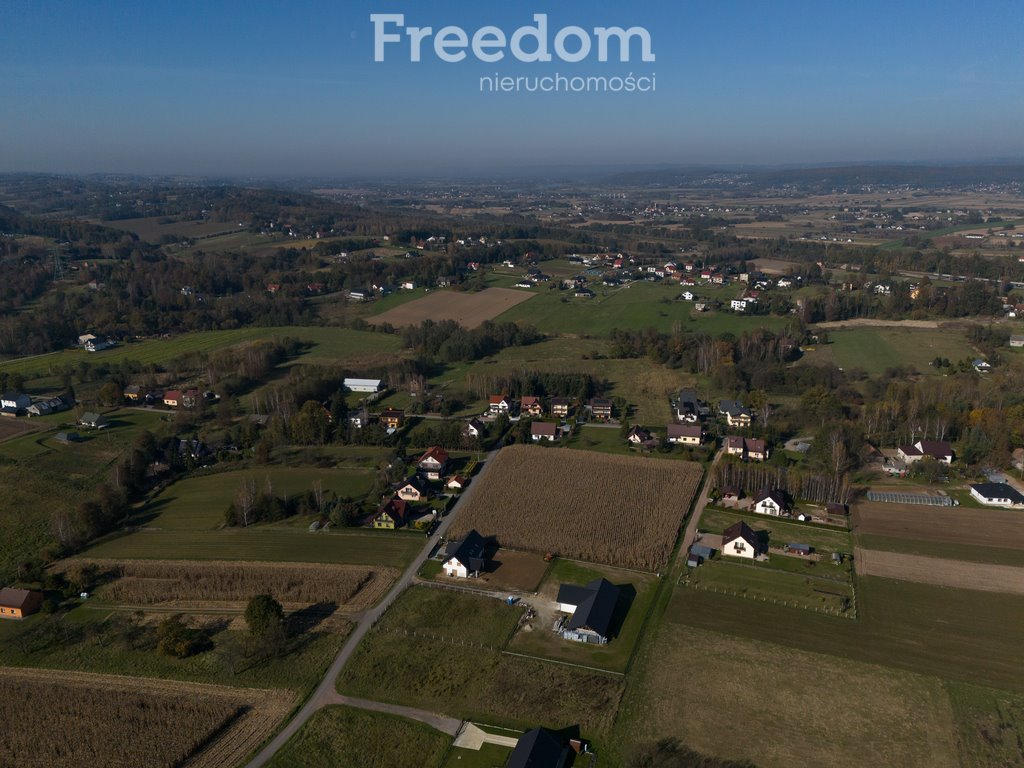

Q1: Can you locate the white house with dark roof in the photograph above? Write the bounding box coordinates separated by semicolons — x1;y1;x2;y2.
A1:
722;521;764;559
969;483;1024;508
753;489;787;516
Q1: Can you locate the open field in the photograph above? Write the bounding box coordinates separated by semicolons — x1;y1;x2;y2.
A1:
0;667;292;768
855;533;1024;567
852;502;1024;550
84;528;424;568
684;559;854;614
947;682;1024;768
56;559;399;610
800;325;977;375
135;467;377;530
0;326;402;379
369;287;534;328
450;445;703;571
338;587;625;741
619;623;958;768
0;416;36;443
508;558;660;673
665;576;1024;693
856;549;1024;595
267;705;451;768
102;215;240;241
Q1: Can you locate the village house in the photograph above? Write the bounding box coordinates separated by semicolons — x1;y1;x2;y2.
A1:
507;728;570;768
489;395;512;414
520;395;544;417
626;425;657;449
969;482;1024;508
556;578;620;645
26;395;71;418
675;390;704;422
721;521;764;559
0;392;31;416
0;588;43;620
380;408;405;431
897;440;953;465
1010;335;1024;348
163;390;183;408
681;290;696;301
416;446;450;481
348;407;370;430
446;475;468;492
745;438;769;462
719;400;753;428
344;378;383;393
724;435;746;458
531;422;559;442
442;529;488;578
667;424;703;446
588;398;613;421
550;397;572;418
373;498;409;529
123;384;142;402
463;418;485;440
78;412;108;429
753;489;787;516
396;476;428;502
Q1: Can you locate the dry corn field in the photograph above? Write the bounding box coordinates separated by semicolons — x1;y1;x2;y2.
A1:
451;445;703;571
0;667;292;768
58;559;398;611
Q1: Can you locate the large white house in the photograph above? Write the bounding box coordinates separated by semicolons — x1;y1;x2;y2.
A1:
443;530;487;578
897;440;953;465
753;489;786;516
722;521;763;559
667;424;703;446
969;482;1024;508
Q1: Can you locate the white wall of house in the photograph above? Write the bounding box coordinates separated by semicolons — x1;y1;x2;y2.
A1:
969;487;1023;508
754;499;782;516
558;602;578;615
444;558;468;578
723;538;756;559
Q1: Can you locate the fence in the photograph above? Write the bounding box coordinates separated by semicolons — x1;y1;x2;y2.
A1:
678;580;857;619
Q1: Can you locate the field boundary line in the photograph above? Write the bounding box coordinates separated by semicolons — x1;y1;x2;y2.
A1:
500;650;625;677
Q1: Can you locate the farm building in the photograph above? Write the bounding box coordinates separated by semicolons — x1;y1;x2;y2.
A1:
380;408;405;430
78;412;108;429
373;498;410;529
26;395;71;418
897;440;953;465
688;543;715;567
969;482;1024;508
54;431;79;445
520;396;544;417
556;578;620;645
508;727;570;768
531;422;559;442
722;521;764;559
443;529;487;578
753;489;787;516
786;543;813;556
667;424;703;446
0;588;43;620
396;477;429;502
0;392;30;415
550;398;572;417
826;501;848;516
1010;335;1024;348
721;486;742;502
416;446;450;480
343;378;383;393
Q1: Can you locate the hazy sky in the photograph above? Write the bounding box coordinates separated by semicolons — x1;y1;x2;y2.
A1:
1;0;1023;177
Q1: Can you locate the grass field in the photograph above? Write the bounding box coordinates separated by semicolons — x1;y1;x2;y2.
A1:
799;326;977;375
369;287;535;329
440;742;512;768
855;533;1024;567
0;326;403;379
684;559;853;614
83;528;424;568
337;587;625;741
665;576;1024;693
134;467;377;530
102;215;241;241
946;682;1024;768
507;558;660;673
268;705;451;768
618;622;958;768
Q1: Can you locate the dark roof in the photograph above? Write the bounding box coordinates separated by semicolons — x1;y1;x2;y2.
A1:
378;498;409;525
971;483;1024;505
444;529;487;572
754;488;785;507
558;578;619;638
667;424;702;438
532;422;558;436
691;544;715;558
917;440;952;457
508;727;567;768
0;587;38;609
723;521;759;549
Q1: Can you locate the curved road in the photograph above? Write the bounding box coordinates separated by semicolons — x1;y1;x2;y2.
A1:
245;445;501;767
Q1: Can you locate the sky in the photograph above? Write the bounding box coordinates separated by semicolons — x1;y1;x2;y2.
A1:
1;0;1023;178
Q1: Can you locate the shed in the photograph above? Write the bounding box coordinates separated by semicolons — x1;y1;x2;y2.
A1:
786;543;813;556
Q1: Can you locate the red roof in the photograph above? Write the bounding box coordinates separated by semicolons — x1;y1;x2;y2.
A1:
164;390;182;401
489;395;509;404
379;498;409;525
0;587;38;609
418;446;450;466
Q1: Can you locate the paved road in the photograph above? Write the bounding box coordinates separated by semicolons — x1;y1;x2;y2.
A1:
245;445;501;767
676;447;725;566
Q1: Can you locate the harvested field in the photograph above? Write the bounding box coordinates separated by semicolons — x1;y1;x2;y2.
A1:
472;548;551;592
0;418;35;443
856;550;1024;595
853;503;1024;550
369;287;533;329
620;623;959;768
58;559;398;611
0;667;292;768
450;445;702;570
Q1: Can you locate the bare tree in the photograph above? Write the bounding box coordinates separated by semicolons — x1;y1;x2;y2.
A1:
235;478;257;528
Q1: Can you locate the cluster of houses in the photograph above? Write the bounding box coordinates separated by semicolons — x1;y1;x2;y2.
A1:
372;446;469;529
1;392;73;419
124;386;213;409
77;333;116;353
